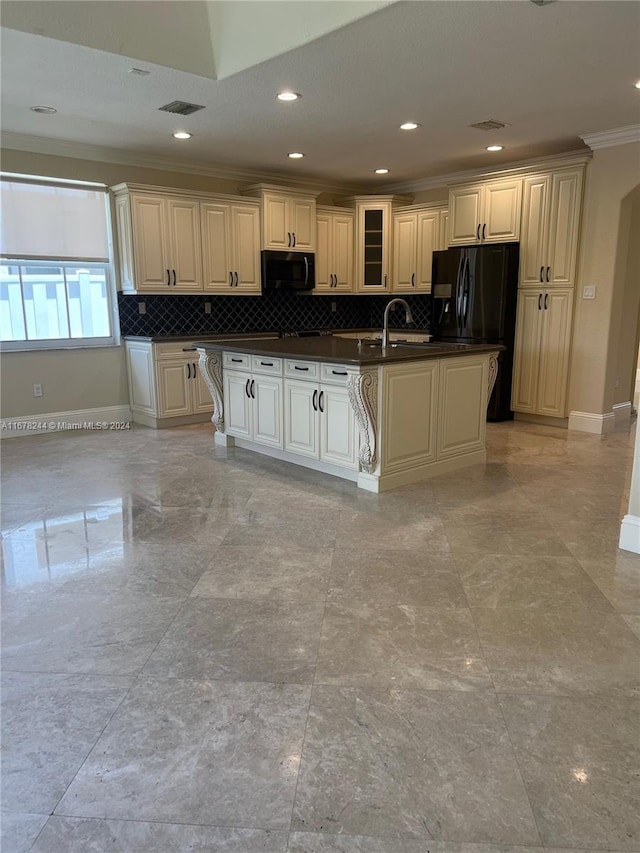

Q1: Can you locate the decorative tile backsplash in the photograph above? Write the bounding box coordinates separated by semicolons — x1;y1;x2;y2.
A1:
118;292;432;337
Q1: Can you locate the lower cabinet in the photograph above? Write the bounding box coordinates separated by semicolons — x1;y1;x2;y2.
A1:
511;288;574;418
125;339;214;427
224;370;283;448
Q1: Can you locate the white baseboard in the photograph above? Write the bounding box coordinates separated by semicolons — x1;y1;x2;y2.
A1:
568;410;616;434
0;405;133;438
619;514;640;554
613;401;633;424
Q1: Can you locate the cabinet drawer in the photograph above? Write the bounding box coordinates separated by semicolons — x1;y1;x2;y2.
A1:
251;355;283;376
223;352;251;369
154;341;203;360
284;359;319;380
320;363;356;385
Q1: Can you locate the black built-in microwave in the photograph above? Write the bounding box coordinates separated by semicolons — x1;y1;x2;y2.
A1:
261;250;315;291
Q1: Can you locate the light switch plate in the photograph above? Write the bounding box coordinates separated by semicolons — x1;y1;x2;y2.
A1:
583;285;596;300
138;301;147;315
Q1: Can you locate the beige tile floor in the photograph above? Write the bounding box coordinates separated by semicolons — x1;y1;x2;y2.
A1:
1;419;639;852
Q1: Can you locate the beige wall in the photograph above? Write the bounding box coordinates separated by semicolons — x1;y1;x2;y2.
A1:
612;187;640;407
569;141;640;417
410;187;449;205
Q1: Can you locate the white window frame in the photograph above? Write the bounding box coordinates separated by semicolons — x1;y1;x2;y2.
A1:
0;177;120;352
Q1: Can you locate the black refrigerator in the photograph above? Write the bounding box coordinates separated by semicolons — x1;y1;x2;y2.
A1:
431;242;520;422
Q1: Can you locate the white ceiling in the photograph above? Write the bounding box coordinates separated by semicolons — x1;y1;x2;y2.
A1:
1;1;639;188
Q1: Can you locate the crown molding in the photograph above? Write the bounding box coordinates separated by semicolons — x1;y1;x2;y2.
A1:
580;124;640;150
383;148;593;193
0;132;365;196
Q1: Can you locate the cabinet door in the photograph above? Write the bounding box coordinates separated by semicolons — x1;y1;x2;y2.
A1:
166;198;202;291
448;186;482;245
392;213;417;291
224;371;252;438
126;342;156;414
483;179;522;243
252;376;283;448
519;175;550;287
319;385;358;469
191;361;214;414
284;379;318;458
332;213;354;292
536;289;574;417
314;212;333;291
201;203;232;292
262;193;290;250
156;360;192;417
115;195;135;293
416;211;440;292
130;195;170;290
357;205;391;292
546;170;582;288
290;197;316;250
437;356;487;458
439;209;449;249
511;291;544;414
232;205;261;292
381;361;438;471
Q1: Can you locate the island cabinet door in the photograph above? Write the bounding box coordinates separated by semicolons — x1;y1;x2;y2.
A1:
436;356;487;459
252;376;283;449
284;379;318;458
319;385;358;469
224;371;252;439
380;362;438;473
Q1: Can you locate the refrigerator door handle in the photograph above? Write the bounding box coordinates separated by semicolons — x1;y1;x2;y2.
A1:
455;254;464;335
462;256;470;328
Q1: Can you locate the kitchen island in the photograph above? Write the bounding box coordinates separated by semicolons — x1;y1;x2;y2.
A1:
195;337;501;492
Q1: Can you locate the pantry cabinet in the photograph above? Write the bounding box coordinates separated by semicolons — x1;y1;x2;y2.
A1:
448;178;522;245
315;206;355;292
201;201;261;292
391;204;447;293
511;288;574;418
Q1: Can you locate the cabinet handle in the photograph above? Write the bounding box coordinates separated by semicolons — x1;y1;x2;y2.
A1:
538;293;542;310
234;271;239;287
482;224;486;240
544;293;549;310
186;363;191;379
318;390;324;413
539;266;544;283
245;378;250;397
172;269;177;286
166;269;171;286
312;389;318;411
331;370;348;376
192;363;197;377
545;266;550;283
260;361;274;367
231;357;243;363
476;224;481;240
250;379;255;398
292;232;296;247
384;274;388;288
229;272;233;287
411;272;415;287
287;232;291;247
294;365;309;371
182;347;195;352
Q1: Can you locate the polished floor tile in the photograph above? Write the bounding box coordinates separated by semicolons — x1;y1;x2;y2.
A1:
578;551;640;614
291;686;540;843
56;677;309;830
2;672;132;814
0;813;48;853
334;510;449;552
500;693;640;848
143;598;325;683
441;508;571;557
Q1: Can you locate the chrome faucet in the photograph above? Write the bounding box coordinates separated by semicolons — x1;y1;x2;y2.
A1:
382;298;414;349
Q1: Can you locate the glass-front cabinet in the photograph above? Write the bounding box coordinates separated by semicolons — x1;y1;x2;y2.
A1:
342;196;411;292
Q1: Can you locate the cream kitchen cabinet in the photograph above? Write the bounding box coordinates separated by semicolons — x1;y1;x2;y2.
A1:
519;168;584;289
315;206;355;292
223;354;283;448
448;178;522;245
511;288;574;418
242;184;317;251
114;188;202;293
284;364;358;470
391;204;447;293
125;339;213;427
201;201;261;293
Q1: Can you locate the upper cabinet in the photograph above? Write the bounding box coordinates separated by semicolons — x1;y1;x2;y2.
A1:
315;207;355;292
391;204;447;293
448;178;522;245
518;167;584;289
201;201;261;293
242;184;319;251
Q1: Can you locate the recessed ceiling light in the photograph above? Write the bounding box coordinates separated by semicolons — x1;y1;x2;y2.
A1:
375;168;390;174
277;92;301;101
173;131;193;140
635;80;640;89
486;145;504;152
30;105;56;114
400;122;421;131
288;152;304;159
129;67;150;76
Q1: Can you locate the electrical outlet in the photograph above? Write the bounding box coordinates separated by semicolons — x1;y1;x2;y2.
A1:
33;383;43;397
138;302;147;315
331;300;337;313
583;285;596;300
204;301;212;315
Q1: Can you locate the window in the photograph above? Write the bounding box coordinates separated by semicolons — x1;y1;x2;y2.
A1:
0;177;117;350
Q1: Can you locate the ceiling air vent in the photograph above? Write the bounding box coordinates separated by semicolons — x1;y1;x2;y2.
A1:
469;119;509;132
158;101;205;116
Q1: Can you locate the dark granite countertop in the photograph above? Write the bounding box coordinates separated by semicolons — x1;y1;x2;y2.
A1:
194;336;503;366
122;332;280;343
